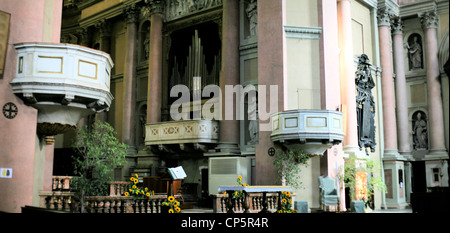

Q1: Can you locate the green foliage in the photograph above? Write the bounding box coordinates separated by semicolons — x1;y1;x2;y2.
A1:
339;156;387;206
273;149;310;189
70;121;127;212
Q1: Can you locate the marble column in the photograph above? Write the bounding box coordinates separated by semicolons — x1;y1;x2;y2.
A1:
146;1;164;124
337;0;362;157
420;10;448;159
122;4;139;153
391;18;412;159
218;0;240;153
377;10;402;160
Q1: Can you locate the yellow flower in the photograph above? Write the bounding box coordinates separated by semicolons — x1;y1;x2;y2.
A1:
146;192;151;197
289;199;292;204
174;201;180;206
130;177;135;182
168;196;175;202
175;207;181;212
243;183;247;186
133;179;138;184
145;187;148;191
135;174;139;178
132;185;137;189
168;209;174;213
282;199;287;203
285;191;291;197
234;191;238;196
124;192;129;196
238;175;242;181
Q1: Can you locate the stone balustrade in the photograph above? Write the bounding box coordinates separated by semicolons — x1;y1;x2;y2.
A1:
145;119;219;152
211;193;284;213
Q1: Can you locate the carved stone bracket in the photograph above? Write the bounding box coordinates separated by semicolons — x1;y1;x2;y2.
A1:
94;19;112;38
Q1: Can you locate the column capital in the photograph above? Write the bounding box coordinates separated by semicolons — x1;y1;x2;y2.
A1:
391;17;403;35
419;10;439;29
94;19;112;38
122;3;140;24
145;0;165;15
377;9;393;27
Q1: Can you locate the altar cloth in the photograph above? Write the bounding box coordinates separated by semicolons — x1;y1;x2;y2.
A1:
218;185;292;193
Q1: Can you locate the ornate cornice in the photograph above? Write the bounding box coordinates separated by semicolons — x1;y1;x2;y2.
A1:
122;3;140;24
419;10;439;29
284;26;322;40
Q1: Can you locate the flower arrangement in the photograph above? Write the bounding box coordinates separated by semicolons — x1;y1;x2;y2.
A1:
277;191;298;213
223;175;249;198
162;195;181;213
123;174;154;199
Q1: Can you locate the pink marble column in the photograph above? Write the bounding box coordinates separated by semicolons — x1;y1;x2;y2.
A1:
122;4;138;149
337;0;360;156
146;3;164;124
319;0;345;210
218;0;240;151
420;11;448;158
377;10;401;159
391;18;412;158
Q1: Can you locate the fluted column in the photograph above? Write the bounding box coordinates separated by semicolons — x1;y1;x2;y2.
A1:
218;0;240;153
420;10;448;159
146;0;164;124
377;9;402;160
337;0;362;157
122;4;139;152
391;18;412;159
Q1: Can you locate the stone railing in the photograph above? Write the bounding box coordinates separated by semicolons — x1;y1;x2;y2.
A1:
41;176;183;213
40;191;180;213
211;193;283;213
52;176;73;191
145;119;219;152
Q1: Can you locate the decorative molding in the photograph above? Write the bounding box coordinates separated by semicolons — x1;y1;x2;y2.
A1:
163;0;223;22
419;9;439;29
284;26;322;40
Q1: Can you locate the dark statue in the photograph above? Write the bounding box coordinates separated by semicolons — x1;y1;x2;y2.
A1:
355;54;376;155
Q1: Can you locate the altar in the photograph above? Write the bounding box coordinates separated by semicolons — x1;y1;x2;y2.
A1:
218;186;292;213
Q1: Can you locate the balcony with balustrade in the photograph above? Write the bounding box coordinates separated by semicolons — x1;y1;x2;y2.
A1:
145;119;219;153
